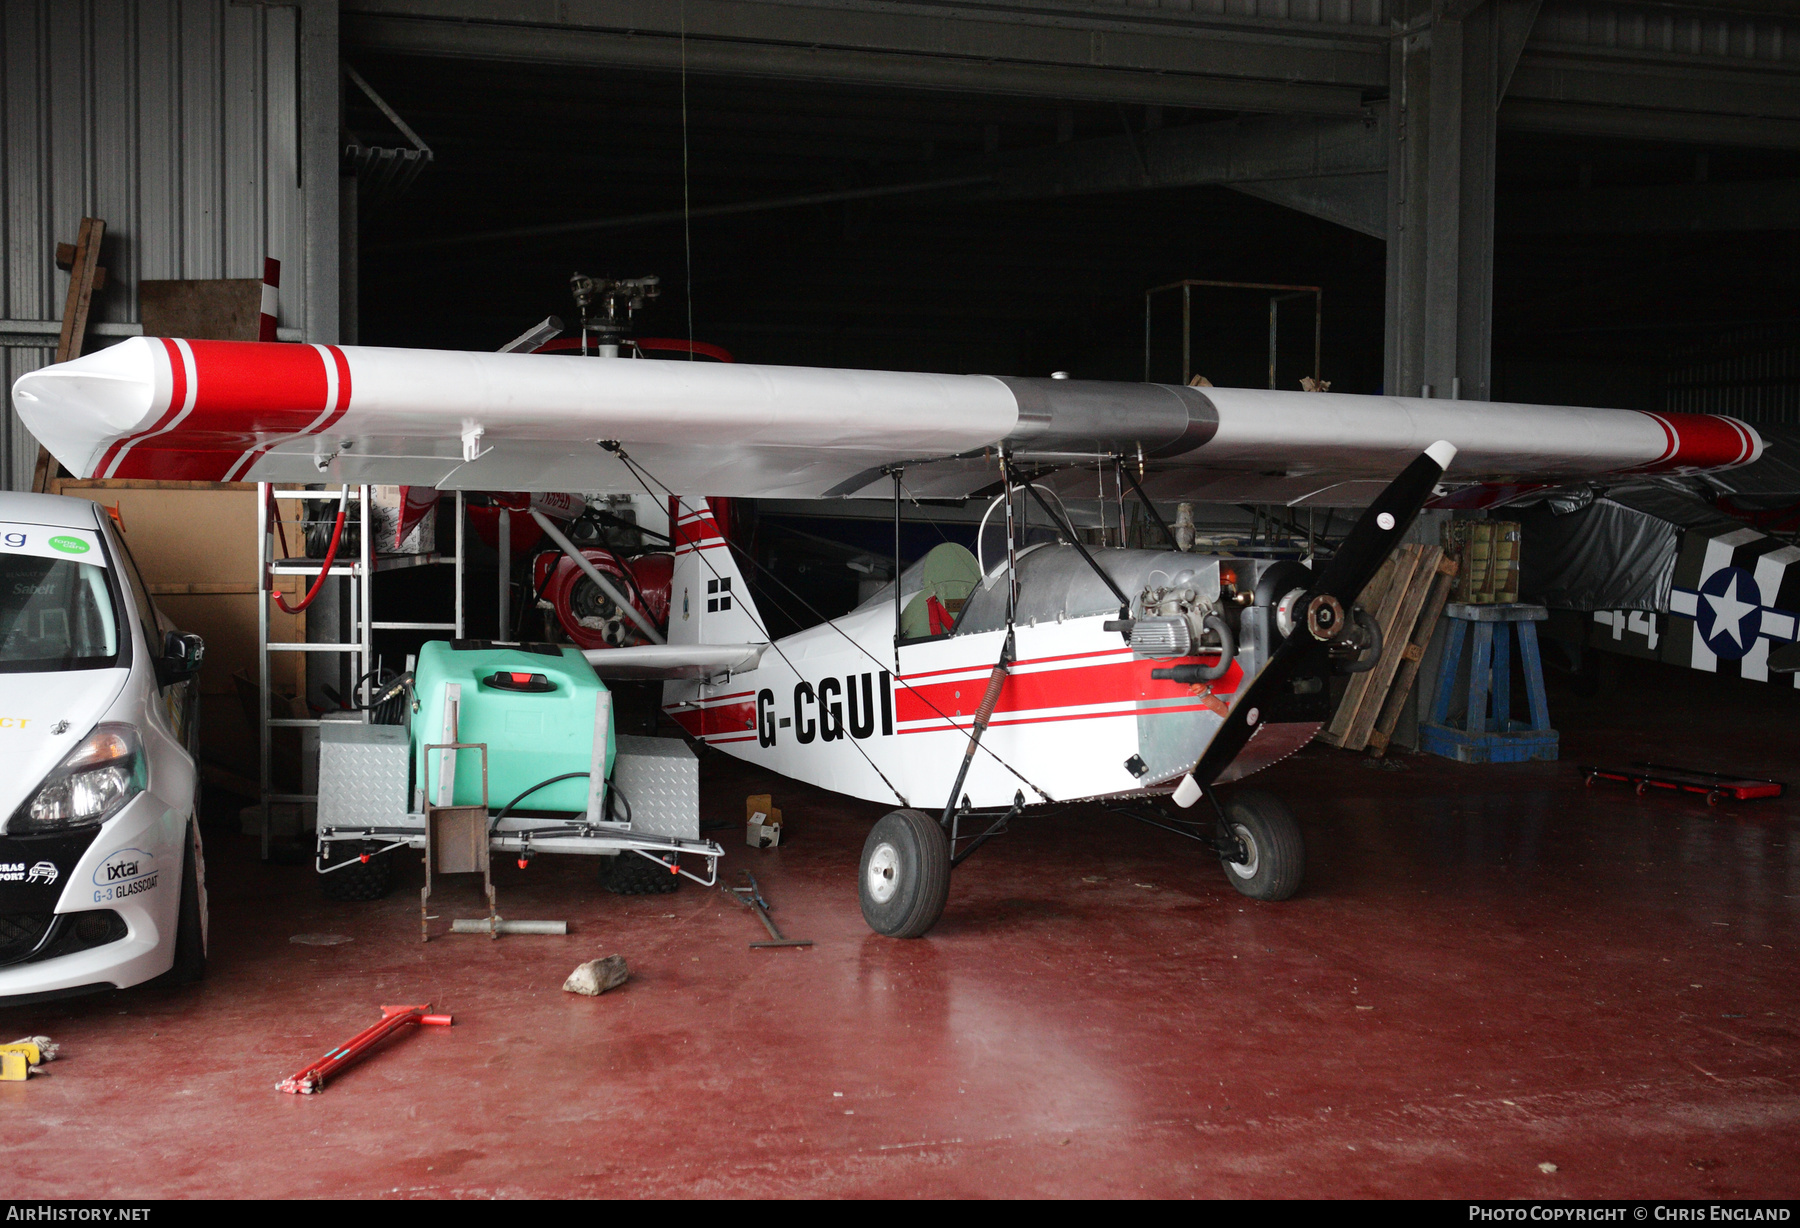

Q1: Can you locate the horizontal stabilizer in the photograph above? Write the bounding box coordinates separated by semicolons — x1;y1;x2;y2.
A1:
582;642;767;680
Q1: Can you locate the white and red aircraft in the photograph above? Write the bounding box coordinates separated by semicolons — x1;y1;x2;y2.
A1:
12;338;1763;936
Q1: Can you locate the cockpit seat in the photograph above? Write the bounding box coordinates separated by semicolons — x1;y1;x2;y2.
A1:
897;542;982;640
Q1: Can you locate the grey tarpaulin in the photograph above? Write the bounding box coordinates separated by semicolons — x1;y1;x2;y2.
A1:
1519;498;1685;613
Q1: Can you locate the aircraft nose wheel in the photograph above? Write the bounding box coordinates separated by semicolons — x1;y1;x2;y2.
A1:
859;809;951;938
1217;790;1305;901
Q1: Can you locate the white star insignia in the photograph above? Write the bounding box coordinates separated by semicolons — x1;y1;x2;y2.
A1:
1704;573;1759;648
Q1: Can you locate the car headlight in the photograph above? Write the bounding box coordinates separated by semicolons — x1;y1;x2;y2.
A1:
9;723;145;834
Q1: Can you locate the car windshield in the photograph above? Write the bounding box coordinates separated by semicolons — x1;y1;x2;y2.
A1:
0;524;120;673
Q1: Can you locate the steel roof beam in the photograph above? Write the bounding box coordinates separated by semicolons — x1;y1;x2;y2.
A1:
344;1;1382;115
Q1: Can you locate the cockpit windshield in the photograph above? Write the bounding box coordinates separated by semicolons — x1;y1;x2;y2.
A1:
0;524;121;673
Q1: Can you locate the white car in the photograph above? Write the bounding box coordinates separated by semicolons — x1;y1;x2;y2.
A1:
0;492;207;1003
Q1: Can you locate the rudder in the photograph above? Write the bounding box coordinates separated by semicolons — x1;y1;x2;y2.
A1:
669;499;766;646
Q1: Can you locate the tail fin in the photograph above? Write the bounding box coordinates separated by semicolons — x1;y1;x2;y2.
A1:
668;499;768;645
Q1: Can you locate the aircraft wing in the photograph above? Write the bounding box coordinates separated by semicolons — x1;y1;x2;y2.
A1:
10;338;1762;507
581;642;767;680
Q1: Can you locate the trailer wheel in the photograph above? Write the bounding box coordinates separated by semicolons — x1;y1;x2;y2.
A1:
601;851;679;895
859;809;951;938
1219;790;1305;902
320;844;395;901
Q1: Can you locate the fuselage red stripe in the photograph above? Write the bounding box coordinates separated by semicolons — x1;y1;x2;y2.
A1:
897;700;1231;734
894;656;1241;725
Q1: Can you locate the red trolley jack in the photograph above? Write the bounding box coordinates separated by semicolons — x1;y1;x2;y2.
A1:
278;1005;453;1094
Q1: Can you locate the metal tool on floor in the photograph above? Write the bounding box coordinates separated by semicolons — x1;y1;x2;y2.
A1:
277;1005;452;1094
725;871;811;949
1582;762;1786;806
449;918;568;935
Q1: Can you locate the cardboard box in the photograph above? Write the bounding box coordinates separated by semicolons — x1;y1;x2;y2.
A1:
746;793;783;849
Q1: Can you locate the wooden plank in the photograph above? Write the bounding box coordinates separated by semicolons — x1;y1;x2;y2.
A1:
1342;545;1444;751
35;217;106;492
1321;544;1423;747
53;478;251;492
139;278;262;341
1367;556;1459;755
1356;549;1401;617
1320;551;1400;745
55;217;104;365
149;582;261;596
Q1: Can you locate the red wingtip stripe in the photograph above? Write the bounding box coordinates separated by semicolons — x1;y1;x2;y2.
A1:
94;338;188;477
1638;412;1759;473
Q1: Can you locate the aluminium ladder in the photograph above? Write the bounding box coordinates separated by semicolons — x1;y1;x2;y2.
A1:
256;485;466;857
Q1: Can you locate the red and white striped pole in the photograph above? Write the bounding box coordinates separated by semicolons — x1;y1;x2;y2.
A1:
259;257;280;342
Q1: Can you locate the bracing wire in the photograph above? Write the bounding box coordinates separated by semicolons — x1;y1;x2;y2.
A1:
607;447;1052;803
607;451;908;804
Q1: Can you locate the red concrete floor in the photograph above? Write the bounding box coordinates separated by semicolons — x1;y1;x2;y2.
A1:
2;657;1797;1199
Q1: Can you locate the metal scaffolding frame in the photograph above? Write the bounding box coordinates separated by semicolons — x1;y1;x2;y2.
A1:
256;485;465;858
1144;279;1323;390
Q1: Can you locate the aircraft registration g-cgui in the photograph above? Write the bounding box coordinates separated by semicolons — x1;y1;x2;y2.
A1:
12;339;1764;937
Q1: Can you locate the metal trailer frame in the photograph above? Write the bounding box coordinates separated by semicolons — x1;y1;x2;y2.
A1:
313;710;724;889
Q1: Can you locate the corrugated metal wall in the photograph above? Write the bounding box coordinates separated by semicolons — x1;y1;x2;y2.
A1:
1666;325;1800;428
1069;0;1387;28
1;0;310;492
1537;2;1799;66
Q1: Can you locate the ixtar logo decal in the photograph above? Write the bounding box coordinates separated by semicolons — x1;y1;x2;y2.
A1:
757;671;894;748
92;848;157;903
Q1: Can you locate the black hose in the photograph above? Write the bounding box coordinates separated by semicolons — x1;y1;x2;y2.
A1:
490;772;591;834
1149;614;1236;685
1194;614;1236;682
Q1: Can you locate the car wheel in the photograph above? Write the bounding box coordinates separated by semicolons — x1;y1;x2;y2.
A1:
167;822;207;985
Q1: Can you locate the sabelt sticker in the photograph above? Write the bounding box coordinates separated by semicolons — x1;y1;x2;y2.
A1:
0;523;106;567
92;847;157;903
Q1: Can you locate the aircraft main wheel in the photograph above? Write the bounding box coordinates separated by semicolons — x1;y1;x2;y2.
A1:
320;844;395;901
1219;790;1305;902
859;809;951;938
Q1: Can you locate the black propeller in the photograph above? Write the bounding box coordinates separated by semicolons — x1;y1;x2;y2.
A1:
1171;440;1457;808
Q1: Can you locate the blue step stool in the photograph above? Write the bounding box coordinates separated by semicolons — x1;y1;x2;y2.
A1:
1420;602;1559;763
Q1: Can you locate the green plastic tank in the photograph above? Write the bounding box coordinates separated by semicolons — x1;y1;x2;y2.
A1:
410;641;614;812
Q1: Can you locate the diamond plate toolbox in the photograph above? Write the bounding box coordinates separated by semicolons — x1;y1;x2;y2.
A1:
613;734;699;840
318;722;410;830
